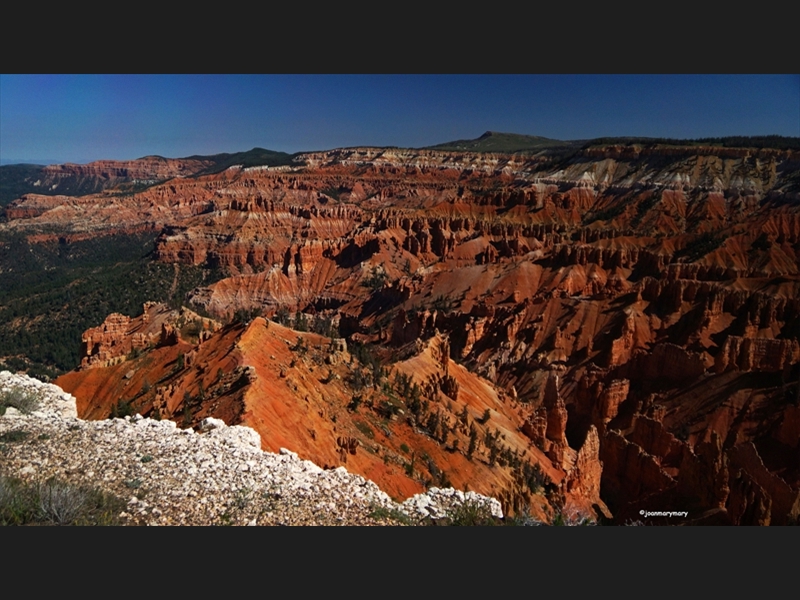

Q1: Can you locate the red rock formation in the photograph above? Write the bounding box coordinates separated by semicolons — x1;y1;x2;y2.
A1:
727;443;800;525
78;304;219;369
676;432;730;510
80;313;136;369
715;336;800;374
562;426;611;518
41;156;212;181
592;379;629;429
24;140;799;522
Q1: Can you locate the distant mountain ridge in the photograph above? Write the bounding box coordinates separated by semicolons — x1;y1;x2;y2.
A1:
0;148;295;208
424;131;578;153
4;134;800;208
426;131;800;153
183;148;296;175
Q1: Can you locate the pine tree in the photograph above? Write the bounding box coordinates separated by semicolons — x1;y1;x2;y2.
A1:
467;425;478;460
294;312;309;332
459;405;469;425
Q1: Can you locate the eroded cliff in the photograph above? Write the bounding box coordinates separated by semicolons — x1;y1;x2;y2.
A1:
4;140;796;523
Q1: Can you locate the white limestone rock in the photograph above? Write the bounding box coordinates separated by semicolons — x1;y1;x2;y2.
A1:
198;417;226;432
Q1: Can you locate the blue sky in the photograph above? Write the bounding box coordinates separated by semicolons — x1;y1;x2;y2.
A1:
1;74;798;165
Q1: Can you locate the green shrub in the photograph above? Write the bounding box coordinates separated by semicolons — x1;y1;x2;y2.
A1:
467;425;478;460
110;399;135;419
38;479;90;525
0;430;30;443
311;315;337;338
232;307;262;325
291;337;308;355
321;186;342;200
403;450;417;477
368;503;413;525
0;475;125;526
0;475;38;525
348;395;362;412
275;306;291;326
432;295;450;311
362;269;388;292
294;312;309;332
588;202;626;224
0;386;40;416
355;420;374;439
445;499;501;526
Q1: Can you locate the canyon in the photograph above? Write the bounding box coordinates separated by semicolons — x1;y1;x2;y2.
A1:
2;134;799;524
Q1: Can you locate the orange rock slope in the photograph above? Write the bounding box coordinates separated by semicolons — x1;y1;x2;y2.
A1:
57;304;576;516
39;141;800;523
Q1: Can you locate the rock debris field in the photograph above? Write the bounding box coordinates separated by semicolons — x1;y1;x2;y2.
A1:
0;371;502;526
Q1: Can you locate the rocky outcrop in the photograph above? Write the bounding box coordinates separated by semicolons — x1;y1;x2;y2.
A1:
4;194;74;219
1;157;215;215
592;379;629;428
620;344;707;385
40;156;212;182
562;426;610;518
727;443;800;525
676;432;730;510
78;303;220;370
80;313;138;369
714;336;800;374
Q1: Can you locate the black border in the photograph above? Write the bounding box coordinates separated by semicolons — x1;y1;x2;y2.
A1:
4;523;795;592
6;5;800;74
